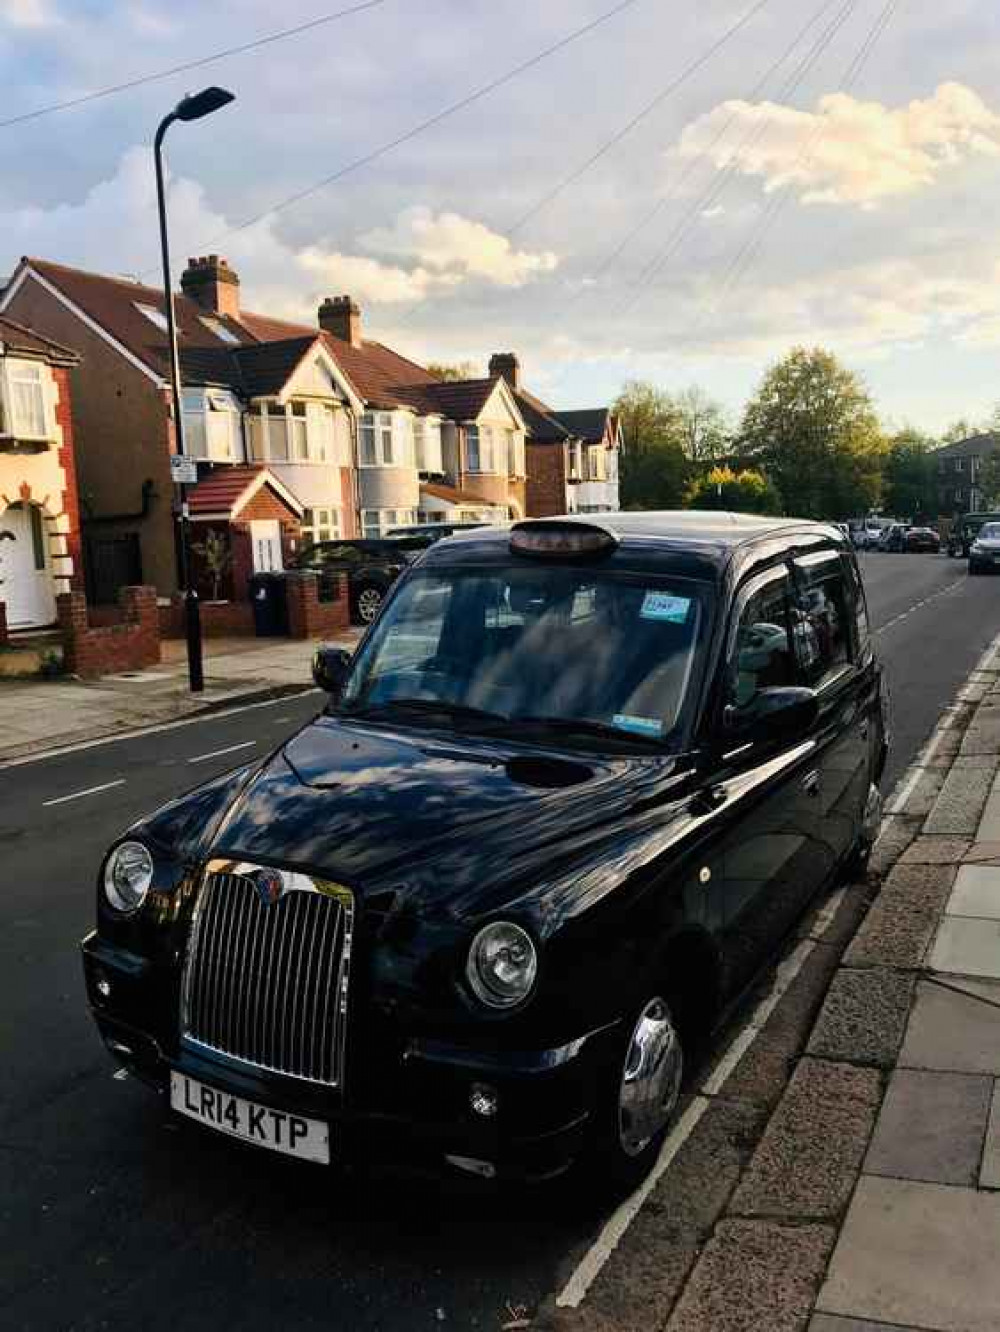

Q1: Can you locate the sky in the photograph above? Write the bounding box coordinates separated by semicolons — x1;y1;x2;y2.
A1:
1;0;999;434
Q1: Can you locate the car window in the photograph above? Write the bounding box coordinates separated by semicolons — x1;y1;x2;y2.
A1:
793;553;852;688
980;524;1000;540
841;554;871;657
730;571;795;710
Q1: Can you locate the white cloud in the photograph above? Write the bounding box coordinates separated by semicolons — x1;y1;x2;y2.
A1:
1;0;56;27
0;149;558;317
675;82;1000;207
360;206;558;287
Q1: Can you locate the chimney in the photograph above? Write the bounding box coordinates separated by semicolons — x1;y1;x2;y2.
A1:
180;254;240;318
489;352;521;390
318;295;362;348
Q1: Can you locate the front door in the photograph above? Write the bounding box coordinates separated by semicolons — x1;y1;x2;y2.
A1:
250;521;283;574
0;505;56;629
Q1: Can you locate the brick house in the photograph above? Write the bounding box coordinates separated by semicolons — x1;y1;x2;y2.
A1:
0;317;82;634
935;433;1000;515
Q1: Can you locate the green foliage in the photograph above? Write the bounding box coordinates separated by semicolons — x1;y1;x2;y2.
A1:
941;417;981;445
426;360;480;382
883;427;938;519
686;466;782;514
739;347;886;519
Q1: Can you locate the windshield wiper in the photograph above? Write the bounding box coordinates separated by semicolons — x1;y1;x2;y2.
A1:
339;698;506;727
511;715;671;750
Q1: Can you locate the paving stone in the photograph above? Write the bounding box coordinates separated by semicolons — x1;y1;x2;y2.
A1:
964;840;1000;864
923;763;993;836
900;979;1000;1074
868;817;921;877
807;968;915;1069
947;864;1000;919
865;1068;992;1186
960;716;1000;756
579;1099;768;1332
810;1318;924;1332
842;900;939;971
884;767;945;818
978;1082;1000;1190
899;837;971;865
878;862;956;913
666;1220;835;1332
730;1059;882;1220
929;916;1000;979
817;1175;1000;1331
977;792;1000;842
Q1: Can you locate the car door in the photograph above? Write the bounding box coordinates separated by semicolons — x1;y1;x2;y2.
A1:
790;549;870;878
714;566;826;997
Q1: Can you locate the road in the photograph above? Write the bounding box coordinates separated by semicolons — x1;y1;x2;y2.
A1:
1;551;995;1332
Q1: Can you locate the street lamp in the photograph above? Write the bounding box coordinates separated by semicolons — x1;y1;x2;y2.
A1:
154;86;235;693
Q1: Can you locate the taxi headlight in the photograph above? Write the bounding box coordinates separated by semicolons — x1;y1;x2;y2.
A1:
467;922;538;1009
103;841;154;914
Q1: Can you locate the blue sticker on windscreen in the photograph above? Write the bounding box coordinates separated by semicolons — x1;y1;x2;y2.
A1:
641;591;691;623
613;713;664;738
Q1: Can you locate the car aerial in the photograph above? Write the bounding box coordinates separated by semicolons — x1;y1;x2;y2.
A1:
904;526;940;554
292;538;416;624
969;521;1000;574
947;511;1000;559
82;513;888;1189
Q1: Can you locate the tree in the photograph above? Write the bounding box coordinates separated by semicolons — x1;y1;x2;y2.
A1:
882;428;938;519
614;380;690;507
614;380;682;457
686;466;781;514
192;529;233;602
941;417;981;445
739;347;887;519
674;386;730;463
426;360;479;382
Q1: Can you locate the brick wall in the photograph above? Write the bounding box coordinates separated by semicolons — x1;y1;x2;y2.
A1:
226;486;302;601
286;571;349;639
158;596;255;639
58;584;160;678
526;441;567;517
52;366;83;590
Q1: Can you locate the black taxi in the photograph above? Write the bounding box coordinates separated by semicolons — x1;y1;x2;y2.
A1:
82;513;887;1186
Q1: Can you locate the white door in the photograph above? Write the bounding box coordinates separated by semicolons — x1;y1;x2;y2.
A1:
250;520;283;573
0;505;56;629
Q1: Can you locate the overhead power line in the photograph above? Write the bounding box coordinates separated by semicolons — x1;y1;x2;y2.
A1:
0;0;387;131
153;0;647;271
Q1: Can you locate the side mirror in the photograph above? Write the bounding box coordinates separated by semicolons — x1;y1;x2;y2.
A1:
725;686;818;744
312;645;352;697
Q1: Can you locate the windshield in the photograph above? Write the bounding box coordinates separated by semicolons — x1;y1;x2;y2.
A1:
339;566;712;750
979;524;1000;540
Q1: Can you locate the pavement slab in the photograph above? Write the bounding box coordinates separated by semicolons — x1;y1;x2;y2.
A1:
666;1220;836;1332
730;1059;882;1221
923;763;993;836
959;715;1000;756
842;901;938;971
807;968;915;1069
817;1175;1000;1332
868;817;921;877
929;916;1000;979
977;1083;1000;1190
898;837;972;865
864;1068;993;1186
810;1318;924;1332
899;979;1000;1075
946;864;1000;918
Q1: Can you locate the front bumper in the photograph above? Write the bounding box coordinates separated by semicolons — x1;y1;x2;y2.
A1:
82;932;618;1183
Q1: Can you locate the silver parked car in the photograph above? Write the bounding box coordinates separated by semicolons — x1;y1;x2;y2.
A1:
969;522;1000;575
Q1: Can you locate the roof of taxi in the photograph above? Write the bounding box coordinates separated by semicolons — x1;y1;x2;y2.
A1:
419;510;845;581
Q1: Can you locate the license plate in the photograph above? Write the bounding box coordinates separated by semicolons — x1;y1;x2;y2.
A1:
169;1072;330;1164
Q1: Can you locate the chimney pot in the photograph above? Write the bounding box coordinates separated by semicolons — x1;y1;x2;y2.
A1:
489;352;521;390
318;294;363;348
180;254;240;319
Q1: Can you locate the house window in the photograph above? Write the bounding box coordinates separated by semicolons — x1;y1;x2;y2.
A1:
568;442;583;480
360;412;397;466
506;429;525;477
955;458;965;472
4;360;49;438
362;508;417;537
134;303;171;334
466;424;481;472
264;403;288;461
289;402;309;462
467;424;500;473
305;403;335;462
199;316;241;345
301;506;340;546
585;446;607;481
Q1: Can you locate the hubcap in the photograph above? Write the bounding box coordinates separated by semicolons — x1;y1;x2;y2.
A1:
862;781;883;845
618;997;683;1157
357;588;382;623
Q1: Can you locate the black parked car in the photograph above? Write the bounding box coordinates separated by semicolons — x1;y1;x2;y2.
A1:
292;538;415;624
82;514;887;1188
385;521;489;547
904;526;941;554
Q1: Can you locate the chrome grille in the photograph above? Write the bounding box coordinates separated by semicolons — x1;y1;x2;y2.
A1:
181;862;353;1086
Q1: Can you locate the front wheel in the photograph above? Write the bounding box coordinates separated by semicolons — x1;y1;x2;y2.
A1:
585;995;684;1190
353;583;385;624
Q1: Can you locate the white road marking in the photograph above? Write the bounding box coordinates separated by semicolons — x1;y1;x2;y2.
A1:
187;740;257;765
42;778;126;807
0;690;321;770
874;577;964;638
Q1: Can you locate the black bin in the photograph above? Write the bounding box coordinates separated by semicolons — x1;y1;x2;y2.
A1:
249;572;289;637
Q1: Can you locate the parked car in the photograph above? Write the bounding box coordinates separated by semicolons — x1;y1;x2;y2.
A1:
82;514;887;1189
969;521;1000;574
948;512;1000;558
385;521;488;548
878;523;911;552
904;526;940;553
292;538;417;624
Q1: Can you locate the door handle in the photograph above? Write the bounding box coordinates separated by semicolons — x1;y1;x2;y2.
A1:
802;770;821;797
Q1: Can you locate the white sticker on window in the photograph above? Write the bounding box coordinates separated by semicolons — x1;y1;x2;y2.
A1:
641;592;691;623
613;713;664;738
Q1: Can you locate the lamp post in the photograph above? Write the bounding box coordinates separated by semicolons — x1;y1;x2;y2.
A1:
154;85;235;693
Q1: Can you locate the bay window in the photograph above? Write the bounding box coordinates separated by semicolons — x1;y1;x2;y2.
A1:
289;402;308;461
3;359;49;439
362;507;417;538
466;424;481;472
413;417;442;473
506;429;525;477
360;412;398;466
467;424;503;473
301;506;341;546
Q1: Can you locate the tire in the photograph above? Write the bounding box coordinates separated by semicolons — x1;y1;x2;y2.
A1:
970;562;983;577
584;993;685;1192
353;582;385;625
